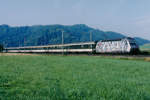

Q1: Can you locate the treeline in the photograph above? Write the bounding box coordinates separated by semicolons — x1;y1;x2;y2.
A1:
0;24;149;47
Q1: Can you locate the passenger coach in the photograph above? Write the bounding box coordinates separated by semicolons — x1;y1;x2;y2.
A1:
4;42;96;53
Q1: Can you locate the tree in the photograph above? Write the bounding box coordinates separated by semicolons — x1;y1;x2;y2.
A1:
0;44;4;52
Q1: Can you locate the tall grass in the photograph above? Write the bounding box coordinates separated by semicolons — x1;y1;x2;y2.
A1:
0;55;150;100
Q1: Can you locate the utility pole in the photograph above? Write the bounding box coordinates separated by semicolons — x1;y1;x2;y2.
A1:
90;31;93;49
24;37;25;47
90;31;92;42
19;37;21;47
62;30;64;55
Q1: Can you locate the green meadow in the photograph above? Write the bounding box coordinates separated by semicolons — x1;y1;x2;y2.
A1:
140;44;150;53
141;44;150;49
0;55;150;100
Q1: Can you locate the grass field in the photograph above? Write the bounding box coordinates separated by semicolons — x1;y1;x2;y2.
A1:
0;54;150;100
141;44;150;49
140;44;150;54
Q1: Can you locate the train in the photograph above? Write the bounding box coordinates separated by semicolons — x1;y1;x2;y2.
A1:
4;37;140;54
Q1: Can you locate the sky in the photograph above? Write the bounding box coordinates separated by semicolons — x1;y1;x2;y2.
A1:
0;0;150;40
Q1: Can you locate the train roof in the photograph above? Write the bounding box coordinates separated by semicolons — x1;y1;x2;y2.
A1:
6;41;95;49
100;37;134;42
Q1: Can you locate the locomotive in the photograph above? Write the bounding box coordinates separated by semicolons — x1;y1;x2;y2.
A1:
4;37;139;54
96;37;139;53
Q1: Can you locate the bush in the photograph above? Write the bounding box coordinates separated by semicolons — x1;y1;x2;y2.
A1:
0;44;4;52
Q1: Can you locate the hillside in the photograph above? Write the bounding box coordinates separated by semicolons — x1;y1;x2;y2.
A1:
0;24;149;47
134;37;150;46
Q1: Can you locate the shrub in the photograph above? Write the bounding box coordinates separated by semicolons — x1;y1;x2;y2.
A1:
0;44;4;52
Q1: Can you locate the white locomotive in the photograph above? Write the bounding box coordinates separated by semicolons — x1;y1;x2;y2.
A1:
96;37;139;53
4;37;139;54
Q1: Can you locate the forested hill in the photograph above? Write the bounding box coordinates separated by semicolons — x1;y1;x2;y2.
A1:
0;24;149;47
